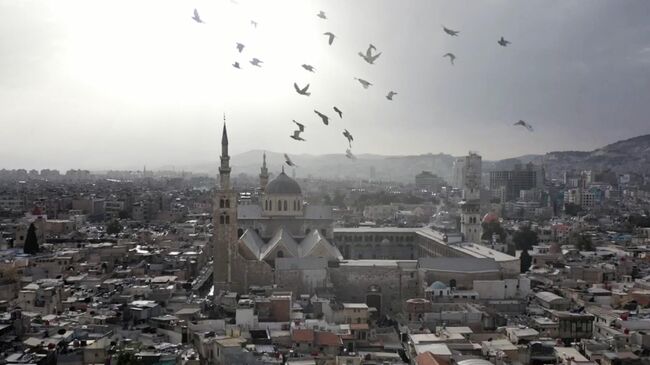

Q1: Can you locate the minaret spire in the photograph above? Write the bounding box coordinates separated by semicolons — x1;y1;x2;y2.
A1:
259;151;269;191
219;115;231;190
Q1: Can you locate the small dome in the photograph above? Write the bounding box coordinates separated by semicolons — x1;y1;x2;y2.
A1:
429;281;448;290
265;171;302;195
482;212;499;224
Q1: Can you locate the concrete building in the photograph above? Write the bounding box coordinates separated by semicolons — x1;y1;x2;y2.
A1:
415;171;443;192
489;163;544;202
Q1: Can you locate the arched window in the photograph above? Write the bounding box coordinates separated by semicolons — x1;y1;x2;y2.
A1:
293;201;296;210
277;250;284;258
237;228;244;238
278;200;282;211
264;200;268;210
283;200;288;211
449;279;457;289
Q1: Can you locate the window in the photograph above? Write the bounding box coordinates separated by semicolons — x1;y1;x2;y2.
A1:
278;200;282;210
265;200;268;210
225;215;230;224
219;215;225;224
219;199;224;208
277;250;284;258
283;200;288;211
269;200;272;210
225;199;230;208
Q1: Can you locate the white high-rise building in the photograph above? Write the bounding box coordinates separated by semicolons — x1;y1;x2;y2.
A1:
460;152;482;243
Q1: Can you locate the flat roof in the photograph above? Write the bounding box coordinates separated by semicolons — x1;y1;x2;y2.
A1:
339;259;416;267
334;227;419;233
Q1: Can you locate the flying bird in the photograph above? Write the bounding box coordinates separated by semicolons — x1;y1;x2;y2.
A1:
358;44;382;64
290;130;306;141
342;129;353;147
292;120;305;132
192;9;204;23
333;106;342;118
324;32;336;45
232;62;241;69
345;149;357;160
302;64;316;73
294;83;311;96
514;120;534;131
250;58;263;67
498;36;511;47
317;11;327;19
354;78;372;89
314;110;330;125
442;26;459;36
386;91;397;100
236;43;245;53
443;53;456;65
284;153;297;167
251;20;258;28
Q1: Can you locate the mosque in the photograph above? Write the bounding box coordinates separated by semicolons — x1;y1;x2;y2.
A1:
212;125;342;294
213;125;520;314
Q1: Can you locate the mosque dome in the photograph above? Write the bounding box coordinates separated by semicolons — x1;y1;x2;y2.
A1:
265;170;302;195
428;281;448;290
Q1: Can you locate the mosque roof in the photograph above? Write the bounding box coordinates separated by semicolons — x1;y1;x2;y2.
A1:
265;171;302;195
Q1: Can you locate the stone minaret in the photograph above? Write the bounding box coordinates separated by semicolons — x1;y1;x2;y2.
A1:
213;121;239;294
460;152;483;243
259;152;269;191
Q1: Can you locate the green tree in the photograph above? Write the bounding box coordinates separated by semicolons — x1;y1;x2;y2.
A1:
116;351;143;365
481;221;506;242
520;249;532;273
331;190;346;208
564;202;581;216
23;223;39;255
568;232;594;251
513;226;538;251
106;220;122;235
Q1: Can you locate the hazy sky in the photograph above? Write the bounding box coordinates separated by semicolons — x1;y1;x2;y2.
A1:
1;0;649;170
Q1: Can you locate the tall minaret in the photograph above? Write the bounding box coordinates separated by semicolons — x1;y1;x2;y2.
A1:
219;121;231;190
259;152;269;191
213;118;239;294
460;152;483;243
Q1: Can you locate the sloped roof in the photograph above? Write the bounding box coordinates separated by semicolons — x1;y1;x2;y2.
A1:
260;227;299;259
299;229;343;260
239;229;265;260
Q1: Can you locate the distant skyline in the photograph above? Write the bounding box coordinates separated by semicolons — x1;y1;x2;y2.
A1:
1;0;649;170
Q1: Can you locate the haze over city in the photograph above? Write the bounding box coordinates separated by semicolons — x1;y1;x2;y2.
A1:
1;0;650;170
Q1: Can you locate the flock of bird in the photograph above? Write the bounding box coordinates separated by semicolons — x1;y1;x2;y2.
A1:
191;6;535;168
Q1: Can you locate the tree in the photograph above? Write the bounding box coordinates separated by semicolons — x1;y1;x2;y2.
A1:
481;221;506;242
568;232;594;251
520;249;532;273
564;202;581;216
23;223;39;255
512;225;538;251
106;220;122;235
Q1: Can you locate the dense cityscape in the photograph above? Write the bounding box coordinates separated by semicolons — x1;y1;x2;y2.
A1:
0;126;649;365
3;0;650;364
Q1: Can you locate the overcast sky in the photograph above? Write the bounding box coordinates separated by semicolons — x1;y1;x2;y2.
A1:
1;0;649;170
